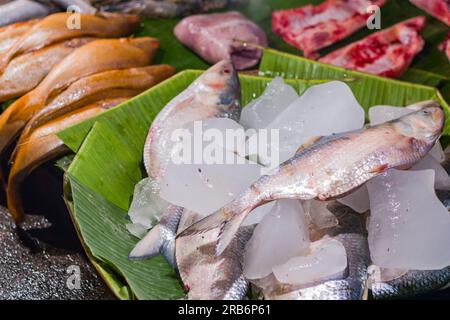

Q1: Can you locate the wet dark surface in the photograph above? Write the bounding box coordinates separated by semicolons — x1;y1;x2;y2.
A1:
0;164;115;300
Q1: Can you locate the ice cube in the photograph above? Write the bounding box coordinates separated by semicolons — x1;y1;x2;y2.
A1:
266;81;365;163
337;186;370;213
429;143;445;163
272;237;347;285
127;177;169;229
369;105;413;125
126;223;148;239
302;200;339;229
160;148;262;216
242;202;275;226
367;169;450;270
412;156;450;190
240;77;298;130
243;199;310;280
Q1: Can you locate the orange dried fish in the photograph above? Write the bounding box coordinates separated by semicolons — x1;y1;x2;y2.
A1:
18;64;176;146
0;19;37;56
7;98;129;223
0;37;159;164
0;37;95;102
0;12;140;73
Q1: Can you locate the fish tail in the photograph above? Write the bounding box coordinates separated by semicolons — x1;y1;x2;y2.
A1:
129;224;164;261
177;205;250;257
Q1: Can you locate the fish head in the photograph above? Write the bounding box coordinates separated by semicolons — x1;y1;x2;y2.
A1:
197;60;242;120
394;100;444;146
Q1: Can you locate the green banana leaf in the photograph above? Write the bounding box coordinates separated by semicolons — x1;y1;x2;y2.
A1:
59;57;450;299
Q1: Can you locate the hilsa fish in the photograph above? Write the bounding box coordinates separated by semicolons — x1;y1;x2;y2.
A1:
178;101;445;256
370;266;450;299
143;59;241;180
176;210;253;300
130;60;241;268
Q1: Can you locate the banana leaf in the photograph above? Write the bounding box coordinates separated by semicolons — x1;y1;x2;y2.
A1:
59;63;450;299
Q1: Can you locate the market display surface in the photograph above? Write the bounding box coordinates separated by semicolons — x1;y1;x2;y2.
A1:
1;0;450;300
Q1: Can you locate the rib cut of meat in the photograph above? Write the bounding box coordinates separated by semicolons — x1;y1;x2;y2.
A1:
439;32;450;61
410;0;450;26
272;0;386;58
319;17;426;78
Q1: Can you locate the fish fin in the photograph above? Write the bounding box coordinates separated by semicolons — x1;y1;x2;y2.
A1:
369;164;389;174
295;136;323;153
128;225;162;261
215;212;248;256
177;207;247;257
177;208;230;238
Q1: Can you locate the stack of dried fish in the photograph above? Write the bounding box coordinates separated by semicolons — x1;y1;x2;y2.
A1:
0;12;176;223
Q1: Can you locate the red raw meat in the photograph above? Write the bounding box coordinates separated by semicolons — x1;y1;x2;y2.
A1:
319;17;426;78
439;32;450;61
410;0;450;26
272;0;386;58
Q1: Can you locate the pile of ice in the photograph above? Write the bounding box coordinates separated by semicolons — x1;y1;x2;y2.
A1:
128;76;450;289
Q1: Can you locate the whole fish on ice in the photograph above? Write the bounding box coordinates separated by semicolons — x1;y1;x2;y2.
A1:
129;60;242;268
178;100;445;256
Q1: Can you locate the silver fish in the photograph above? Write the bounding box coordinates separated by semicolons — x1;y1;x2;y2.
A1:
0;0;54;27
129;204;183;268
253;233;370;300
129;60;241;265
370;267;450;299
143;59;241;180
97;0;233;19
176;210;253;300
179;101;445;256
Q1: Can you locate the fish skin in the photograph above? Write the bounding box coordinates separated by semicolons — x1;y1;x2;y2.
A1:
178;101;445;256
371;267;450;299
143;59;241;179
0;37;159;184
6;98;128;223
0;0;54;27
129;205;184;268
176;210;253;300
0;12;140;72
0;19;37;56
130;60;241;268
0;37;95;102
